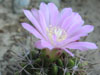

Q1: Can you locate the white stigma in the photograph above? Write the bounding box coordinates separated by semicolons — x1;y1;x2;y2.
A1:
46;25;67;42
54;28;62;38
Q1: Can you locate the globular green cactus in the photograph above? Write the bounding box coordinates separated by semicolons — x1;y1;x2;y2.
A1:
39;0;60;7
14;48;87;75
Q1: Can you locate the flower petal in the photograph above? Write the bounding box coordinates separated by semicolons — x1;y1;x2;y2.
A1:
23;9;48;40
21;23;44;39
48;3;59;25
23;10;43;34
66;13;83;31
38;10;47;33
31;8;39;20
34;40;43;49
35;40;53;49
67;14;84;35
59;35;80;48
61;13;77;30
80;25;94;33
58;8;72;26
40;2;49;26
66;42;98;50
63;48;74;57
70;25;94;38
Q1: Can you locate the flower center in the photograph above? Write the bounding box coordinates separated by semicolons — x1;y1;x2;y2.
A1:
46;25;67;42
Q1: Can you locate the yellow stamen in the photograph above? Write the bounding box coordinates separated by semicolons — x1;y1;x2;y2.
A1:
46;25;67;43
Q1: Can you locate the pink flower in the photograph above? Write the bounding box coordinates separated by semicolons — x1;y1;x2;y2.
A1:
21;2;97;57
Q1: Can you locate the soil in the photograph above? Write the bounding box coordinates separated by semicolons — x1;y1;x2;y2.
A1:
0;0;100;75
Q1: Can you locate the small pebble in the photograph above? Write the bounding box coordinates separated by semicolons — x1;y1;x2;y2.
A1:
0;0;3;3
40;0;61;8
13;0;30;14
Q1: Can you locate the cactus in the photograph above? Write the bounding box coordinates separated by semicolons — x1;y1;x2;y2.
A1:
14;48;87;75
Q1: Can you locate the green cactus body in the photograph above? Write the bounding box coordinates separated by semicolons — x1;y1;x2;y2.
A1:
67;59;75;68
15;49;87;75
65;72;71;75
34;58;41;67
51;64;58;75
40;48;62;63
56;59;63;67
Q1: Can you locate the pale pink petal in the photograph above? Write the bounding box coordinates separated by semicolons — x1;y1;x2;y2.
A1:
40;2;49;25
80;25;94;33
61;8;72;16
63;48;74;57
59;35;80;48
48;3;59;26
31;8;39;20
70;25;94;37
34;40;43;49
66;13;83;31
38;10;47;33
21;23;44;39
41;40;53;49
67;14;84;35
66;42;98;50
35;40;53;49
58;8;72;26
61;13;77;29
23;9;48;40
23;10;43;34
38;10;49;40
